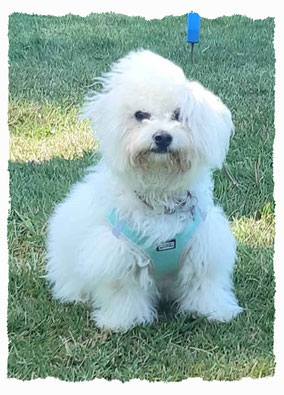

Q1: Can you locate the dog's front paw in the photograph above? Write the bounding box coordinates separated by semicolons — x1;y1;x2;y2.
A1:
179;289;243;323
92;306;156;332
205;303;243;323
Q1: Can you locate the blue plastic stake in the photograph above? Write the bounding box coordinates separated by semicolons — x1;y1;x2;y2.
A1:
187;12;201;63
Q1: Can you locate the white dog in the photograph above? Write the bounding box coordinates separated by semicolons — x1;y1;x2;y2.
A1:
46;50;243;332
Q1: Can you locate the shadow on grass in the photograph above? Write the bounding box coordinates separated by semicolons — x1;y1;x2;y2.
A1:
9;151;99;220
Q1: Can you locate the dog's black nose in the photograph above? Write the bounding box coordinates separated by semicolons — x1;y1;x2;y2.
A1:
153;131;173;152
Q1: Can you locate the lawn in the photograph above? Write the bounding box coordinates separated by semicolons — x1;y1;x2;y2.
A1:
8;12;275;381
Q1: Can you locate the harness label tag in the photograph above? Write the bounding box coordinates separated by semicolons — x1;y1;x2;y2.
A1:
156;239;176;251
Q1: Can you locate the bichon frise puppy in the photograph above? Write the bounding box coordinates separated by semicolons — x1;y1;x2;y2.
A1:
46;50;243;332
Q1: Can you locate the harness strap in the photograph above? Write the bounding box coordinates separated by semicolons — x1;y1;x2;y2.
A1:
107;208;204;276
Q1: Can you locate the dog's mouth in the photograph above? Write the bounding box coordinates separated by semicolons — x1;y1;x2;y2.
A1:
131;148;191;173
150;147;172;154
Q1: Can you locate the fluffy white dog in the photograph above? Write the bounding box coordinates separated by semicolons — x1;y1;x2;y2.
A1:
46;50;243;332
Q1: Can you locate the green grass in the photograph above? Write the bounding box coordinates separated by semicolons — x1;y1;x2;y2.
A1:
8;12;275;381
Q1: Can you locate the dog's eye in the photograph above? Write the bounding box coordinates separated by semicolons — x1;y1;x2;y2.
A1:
135;111;151;121
172;108;180;121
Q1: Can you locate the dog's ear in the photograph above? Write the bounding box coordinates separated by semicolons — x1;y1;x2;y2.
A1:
181;81;234;169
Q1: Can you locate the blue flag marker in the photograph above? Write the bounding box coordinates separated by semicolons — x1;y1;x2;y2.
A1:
187;11;201;63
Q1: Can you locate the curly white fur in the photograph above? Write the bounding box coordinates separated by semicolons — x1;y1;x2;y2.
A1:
46;50;243;332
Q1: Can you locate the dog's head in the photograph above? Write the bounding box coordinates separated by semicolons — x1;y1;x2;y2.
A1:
82;50;233;187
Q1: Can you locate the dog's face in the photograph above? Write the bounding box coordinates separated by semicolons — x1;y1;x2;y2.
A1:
82;50;234;185
108;76;194;175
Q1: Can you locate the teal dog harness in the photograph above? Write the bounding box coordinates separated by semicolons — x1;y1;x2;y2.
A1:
107;207;204;276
